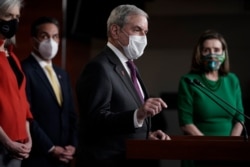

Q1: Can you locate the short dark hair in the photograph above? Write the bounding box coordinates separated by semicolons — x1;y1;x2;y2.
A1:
31;16;60;37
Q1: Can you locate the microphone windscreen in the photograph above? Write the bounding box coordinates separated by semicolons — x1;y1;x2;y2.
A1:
184;77;193;85
194;79;202;86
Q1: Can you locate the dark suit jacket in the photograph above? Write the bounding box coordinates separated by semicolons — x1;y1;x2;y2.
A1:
21;55;78;167
76;46;152;167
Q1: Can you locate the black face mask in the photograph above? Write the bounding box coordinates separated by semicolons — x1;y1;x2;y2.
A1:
0;19;18;39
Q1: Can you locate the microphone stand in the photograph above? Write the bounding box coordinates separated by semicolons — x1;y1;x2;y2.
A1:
194;79;250;120
146;116;151;139
185;78;248;141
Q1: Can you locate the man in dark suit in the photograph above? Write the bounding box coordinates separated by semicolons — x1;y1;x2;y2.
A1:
21;16;78;167
75;4;170;167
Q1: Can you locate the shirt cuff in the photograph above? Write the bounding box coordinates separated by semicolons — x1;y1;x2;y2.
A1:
48;146;55;153
134;109;143;128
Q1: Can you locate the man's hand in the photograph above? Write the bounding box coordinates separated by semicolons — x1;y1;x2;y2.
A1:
137;98;167;121
148;130;171;140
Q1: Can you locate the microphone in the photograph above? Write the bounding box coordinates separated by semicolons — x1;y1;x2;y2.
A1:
185;77;248;141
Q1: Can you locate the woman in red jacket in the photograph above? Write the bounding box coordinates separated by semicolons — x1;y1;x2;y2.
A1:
0;0;33;166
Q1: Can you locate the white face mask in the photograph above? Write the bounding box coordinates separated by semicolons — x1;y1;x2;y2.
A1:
38;38;58;60
120;31;147;60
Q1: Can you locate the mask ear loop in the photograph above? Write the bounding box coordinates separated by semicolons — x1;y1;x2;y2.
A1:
121;29;129;37
32;37;41;53
114;26;131;58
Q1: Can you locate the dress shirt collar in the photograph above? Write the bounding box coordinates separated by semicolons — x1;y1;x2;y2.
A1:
31;52;52;68
107;42;132;74
107;42;129;64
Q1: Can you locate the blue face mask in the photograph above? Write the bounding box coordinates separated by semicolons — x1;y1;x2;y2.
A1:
0;19;18;39
201;52;225;71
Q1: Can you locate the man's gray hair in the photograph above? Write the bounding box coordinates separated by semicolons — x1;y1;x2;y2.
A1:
107;4;148;35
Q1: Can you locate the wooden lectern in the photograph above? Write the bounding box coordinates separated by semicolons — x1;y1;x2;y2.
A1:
126;136;250;167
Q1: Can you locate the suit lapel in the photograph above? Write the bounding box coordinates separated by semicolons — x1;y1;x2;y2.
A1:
136;69;149;100
106;48;145;106
53;66;65;105
28;56;61;104
106;48;150;126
